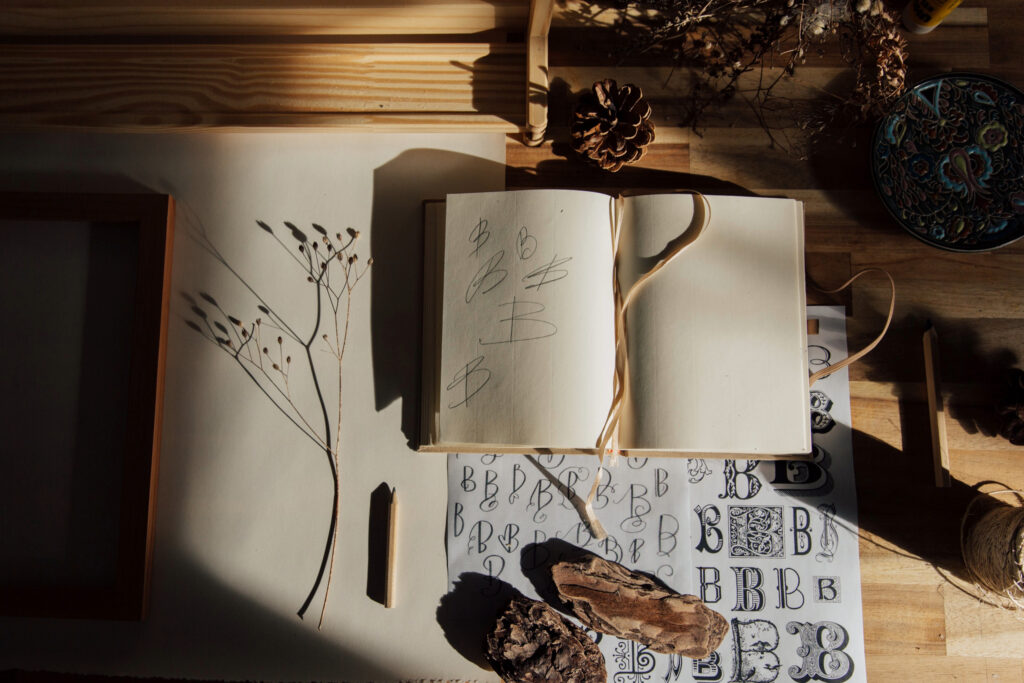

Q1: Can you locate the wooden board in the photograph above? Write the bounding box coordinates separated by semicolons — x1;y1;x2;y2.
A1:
0;1;541;132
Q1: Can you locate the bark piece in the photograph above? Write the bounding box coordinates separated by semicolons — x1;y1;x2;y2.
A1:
486;596;606;683
551;554;728;658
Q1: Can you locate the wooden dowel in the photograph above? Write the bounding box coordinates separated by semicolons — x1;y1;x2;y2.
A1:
923;323;950;487
385;488;398;608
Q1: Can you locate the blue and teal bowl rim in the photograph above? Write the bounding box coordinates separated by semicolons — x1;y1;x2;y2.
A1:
870;72;1024;252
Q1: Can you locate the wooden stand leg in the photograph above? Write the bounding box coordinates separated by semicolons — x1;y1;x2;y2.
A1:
524;0;554;146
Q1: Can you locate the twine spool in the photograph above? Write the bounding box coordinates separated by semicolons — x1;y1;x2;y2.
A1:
962;493;1024;603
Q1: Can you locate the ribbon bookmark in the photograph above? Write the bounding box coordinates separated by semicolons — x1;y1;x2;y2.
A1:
579;192;713;540
808;268;896;387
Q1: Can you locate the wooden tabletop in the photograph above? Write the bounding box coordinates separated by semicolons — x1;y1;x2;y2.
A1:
513;2;1024;680
1;1;1023;680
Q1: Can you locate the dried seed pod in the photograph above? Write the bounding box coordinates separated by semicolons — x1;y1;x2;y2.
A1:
570;79;655;172
486;596;606;683
551;554;728;658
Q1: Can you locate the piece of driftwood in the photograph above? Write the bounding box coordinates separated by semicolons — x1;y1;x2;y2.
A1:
486;596;606;683
551;555;728;658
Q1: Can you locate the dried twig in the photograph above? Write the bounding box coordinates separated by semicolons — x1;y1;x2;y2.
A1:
185;218;372;629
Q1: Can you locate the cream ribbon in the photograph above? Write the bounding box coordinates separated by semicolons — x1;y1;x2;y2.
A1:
581;192;713;540
808;268;896;387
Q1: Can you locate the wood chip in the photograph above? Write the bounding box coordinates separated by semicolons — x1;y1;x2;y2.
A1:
551;554;728;658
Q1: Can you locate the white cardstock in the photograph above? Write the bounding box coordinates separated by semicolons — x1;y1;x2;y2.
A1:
0;131;506;682
446;305;866;683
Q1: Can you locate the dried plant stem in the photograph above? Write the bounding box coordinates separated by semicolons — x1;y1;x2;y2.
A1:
185;217;370;629
318;289;353;630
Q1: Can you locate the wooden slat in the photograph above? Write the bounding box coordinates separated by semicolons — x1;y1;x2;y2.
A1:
0;1;529;37
0;43;525;129
866;654;1023;682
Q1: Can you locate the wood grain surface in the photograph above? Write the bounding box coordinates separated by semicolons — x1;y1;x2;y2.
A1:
0;2;532;130
1;0;1023;680
511;2;1024;680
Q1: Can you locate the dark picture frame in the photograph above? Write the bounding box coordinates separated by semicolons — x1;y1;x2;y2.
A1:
0;192;173;620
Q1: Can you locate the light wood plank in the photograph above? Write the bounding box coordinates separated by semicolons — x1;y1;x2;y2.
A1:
0;43;525;128
863;584;947;655
0;1;529;36
852;253;1024;320
866;654;1023;682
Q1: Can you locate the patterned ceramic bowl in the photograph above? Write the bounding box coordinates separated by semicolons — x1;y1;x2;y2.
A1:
871;72;1024;251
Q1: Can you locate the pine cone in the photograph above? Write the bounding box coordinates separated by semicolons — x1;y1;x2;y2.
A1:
486;596;606;683
998;368;1024;445
571;79;655;172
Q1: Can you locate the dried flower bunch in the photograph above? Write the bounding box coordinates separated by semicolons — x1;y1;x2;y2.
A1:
571;79;655;171
575;0;908;148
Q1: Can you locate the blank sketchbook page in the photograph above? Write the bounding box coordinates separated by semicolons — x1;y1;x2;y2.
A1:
619;194;810;454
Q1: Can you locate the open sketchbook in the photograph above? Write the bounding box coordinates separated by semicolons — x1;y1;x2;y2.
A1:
421;190;810;457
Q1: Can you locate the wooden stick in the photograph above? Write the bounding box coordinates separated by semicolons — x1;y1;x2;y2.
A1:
524;0;554;146
385;487;398;608
923;323;950;487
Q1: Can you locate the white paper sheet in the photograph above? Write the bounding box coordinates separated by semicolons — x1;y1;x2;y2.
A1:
446;306;865;683
0;131;505;682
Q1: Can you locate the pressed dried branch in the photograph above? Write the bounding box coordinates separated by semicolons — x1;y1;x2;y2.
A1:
184;219;373;630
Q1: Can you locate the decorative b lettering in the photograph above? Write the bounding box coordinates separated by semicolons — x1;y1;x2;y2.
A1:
785;621;854;682
508;462;526;504
813;577;841;604
529;479;553;523
468;520;493;555
695;504;724;553
659;514;679;557
452;502;464;537
774;567;805;609
601;535;623;563
698;566;722;604
732;567;765;612
768;444;832;496
655;467;670;497
730;618;780;683
498;523;520;553
693;652;723;681
461;465;476;492
791;506;812;556
629;538;645;564
480;469;499;511
720;460;762;500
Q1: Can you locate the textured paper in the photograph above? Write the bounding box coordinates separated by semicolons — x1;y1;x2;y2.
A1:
446;306;866;683
0;131;505;682
439;190;615;448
